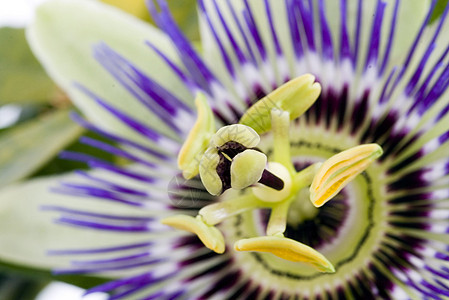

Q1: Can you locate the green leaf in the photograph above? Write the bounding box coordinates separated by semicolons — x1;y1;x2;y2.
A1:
430;0;449;23
0;109;83;188
0;172;180;276
0;28;56;105
0;272;48;300
27;0;192;147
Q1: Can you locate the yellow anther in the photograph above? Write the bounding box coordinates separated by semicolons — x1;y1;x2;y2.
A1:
161;214;225;254
239;74;321;134
234;235;335;273
310;144;383;207
199;148;222;196
231;149;267;190
211;124;260;148
178;93;215;179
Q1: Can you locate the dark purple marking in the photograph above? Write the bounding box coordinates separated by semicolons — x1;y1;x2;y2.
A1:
179;251;217;267
146;41;198;92
387;169;427;191
435;252;449;261
264;0;282;56
388;220;428;230
243;0;267;60
318;0;334;60
405;43;436;97
246;286;262;299
198;270;241;299
286;0;304;59
198;0;235;77
48;242;153;256
387;192;432;205
435;279;449;291
364;0;386;70
74;170;149;196
378;66;397;104
296;0;316;51
104;272;174;300
55;217;152;232
55;258;165;275
389;208;429;218
352;0;362;65
350;90;369;134
95;43;191;114
226;280;252;300
421;281;449;297
365;111;398;144
70;112;171;160
85;272;158;294
388;150;423;174
93;46;186;134
439;130;449;144
336;85;349;130
80;136;157;169
368;262;395;298
143;290;184;300
147;0;216;92
393;0;436;84
71;252;151;266
416;42;449;118
172;235;205;250
184;259;231;282
210;0;247;65
74;83;169;142
324;88;337;129
42;205;153;221
225;0;257;64
419;63;449;116
379;0;399;74
53;184;146;207
89;160;157;183
407;1;449;96
384;131;420;159
339;0;352;61
59;150;108;166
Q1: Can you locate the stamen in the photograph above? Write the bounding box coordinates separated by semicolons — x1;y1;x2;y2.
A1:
230;149;267;190
199;147;222;196
234;235;335;273
239;74;321;134
310;144;383;207
161;214;225;254
211;124;260;148
178;93;215;179
199;194;261;225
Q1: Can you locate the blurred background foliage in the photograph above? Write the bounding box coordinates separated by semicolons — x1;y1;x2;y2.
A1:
0;0;447;298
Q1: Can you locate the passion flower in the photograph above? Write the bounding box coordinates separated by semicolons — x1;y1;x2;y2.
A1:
27;0;449;298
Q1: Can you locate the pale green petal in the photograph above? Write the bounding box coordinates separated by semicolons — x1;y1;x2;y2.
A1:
0;109;82;188
27;0;192;146
0;173;164;273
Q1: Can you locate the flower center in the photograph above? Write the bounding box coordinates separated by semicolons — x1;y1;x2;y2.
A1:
163;75;383;273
